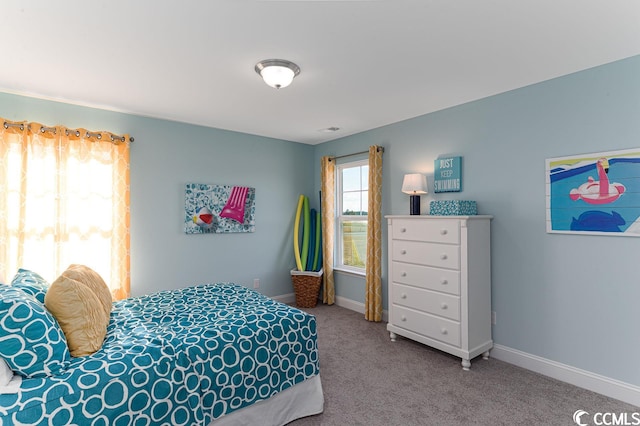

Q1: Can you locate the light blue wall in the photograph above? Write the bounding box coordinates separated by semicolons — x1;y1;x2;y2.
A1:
313;55;640;387
0;93;314;298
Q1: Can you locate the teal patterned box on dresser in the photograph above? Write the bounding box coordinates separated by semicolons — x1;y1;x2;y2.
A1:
430;200;477;215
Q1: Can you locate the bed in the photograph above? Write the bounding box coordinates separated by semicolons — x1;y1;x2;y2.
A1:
0;276;324;425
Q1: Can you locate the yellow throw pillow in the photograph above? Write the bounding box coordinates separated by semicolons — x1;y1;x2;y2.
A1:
45;266;111;357
62;264;113;316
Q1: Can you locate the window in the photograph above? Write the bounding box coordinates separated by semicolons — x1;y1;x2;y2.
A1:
336;159;368;272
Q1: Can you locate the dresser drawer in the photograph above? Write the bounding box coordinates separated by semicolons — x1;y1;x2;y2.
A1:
392;240;460;270
392;261;460;295
390;306;461;348
392;283;460;321
392;219;460;244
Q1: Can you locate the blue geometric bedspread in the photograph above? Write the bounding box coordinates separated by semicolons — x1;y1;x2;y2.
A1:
0;283;320;425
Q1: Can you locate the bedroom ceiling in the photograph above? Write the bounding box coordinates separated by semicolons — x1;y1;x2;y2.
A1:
1;1;639;145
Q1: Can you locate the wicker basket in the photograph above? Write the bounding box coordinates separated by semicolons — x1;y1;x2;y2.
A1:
290;268;323;308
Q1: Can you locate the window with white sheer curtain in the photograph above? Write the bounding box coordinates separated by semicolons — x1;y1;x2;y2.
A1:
0;120;131;299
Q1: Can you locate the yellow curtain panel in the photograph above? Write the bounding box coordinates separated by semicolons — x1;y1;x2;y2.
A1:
365;145;383;321
320;156;335;304
0;119;131;299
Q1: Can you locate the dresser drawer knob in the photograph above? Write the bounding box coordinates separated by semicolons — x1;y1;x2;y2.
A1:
400;250;407;255
400;227;407;233
401;293;407;299
401;315;407;322
440;254;447;260
440;229;448;235
440;279;448;285
440;303;448;310
441;328;448;335
401;272;407;277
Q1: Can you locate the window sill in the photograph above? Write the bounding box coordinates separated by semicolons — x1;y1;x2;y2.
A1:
333;267;366;278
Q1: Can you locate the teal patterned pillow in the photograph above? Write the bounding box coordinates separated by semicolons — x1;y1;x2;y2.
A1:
0;286;70;378
11;268;50;303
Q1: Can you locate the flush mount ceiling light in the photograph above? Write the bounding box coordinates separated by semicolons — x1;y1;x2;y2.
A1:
255;59;300;89
319;127;340;133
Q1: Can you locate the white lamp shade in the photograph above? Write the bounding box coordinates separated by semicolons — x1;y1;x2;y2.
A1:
402;173;428;194
259;65;296;89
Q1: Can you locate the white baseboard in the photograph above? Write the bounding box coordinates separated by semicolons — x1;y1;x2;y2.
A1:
334;295;389;323
272;293;388;322
271;293;295;304
334;295;364;314
491;344;640;407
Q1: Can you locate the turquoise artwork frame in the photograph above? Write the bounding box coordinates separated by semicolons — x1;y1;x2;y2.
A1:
184;183;256;234
546;148;640;236
434;156;462;193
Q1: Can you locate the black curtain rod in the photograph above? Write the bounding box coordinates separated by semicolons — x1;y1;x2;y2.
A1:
329;146;384;162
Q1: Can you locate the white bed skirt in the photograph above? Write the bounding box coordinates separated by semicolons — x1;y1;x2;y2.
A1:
211;374;324;425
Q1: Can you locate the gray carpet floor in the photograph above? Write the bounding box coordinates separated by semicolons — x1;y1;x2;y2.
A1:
289;303;637;426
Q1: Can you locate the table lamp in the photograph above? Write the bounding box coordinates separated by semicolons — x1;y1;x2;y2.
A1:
402;173;428;215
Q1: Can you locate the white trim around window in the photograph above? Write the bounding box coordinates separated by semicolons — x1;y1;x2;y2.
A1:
335;158;368;273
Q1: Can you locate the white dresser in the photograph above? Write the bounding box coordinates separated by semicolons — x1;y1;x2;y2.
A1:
386;215;493;370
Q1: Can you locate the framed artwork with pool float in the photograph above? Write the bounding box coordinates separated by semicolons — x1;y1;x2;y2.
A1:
545;148;640;236
184;183;256;234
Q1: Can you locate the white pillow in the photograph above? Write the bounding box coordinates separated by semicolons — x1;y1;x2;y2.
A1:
0;357;22;394
0;357;12;386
